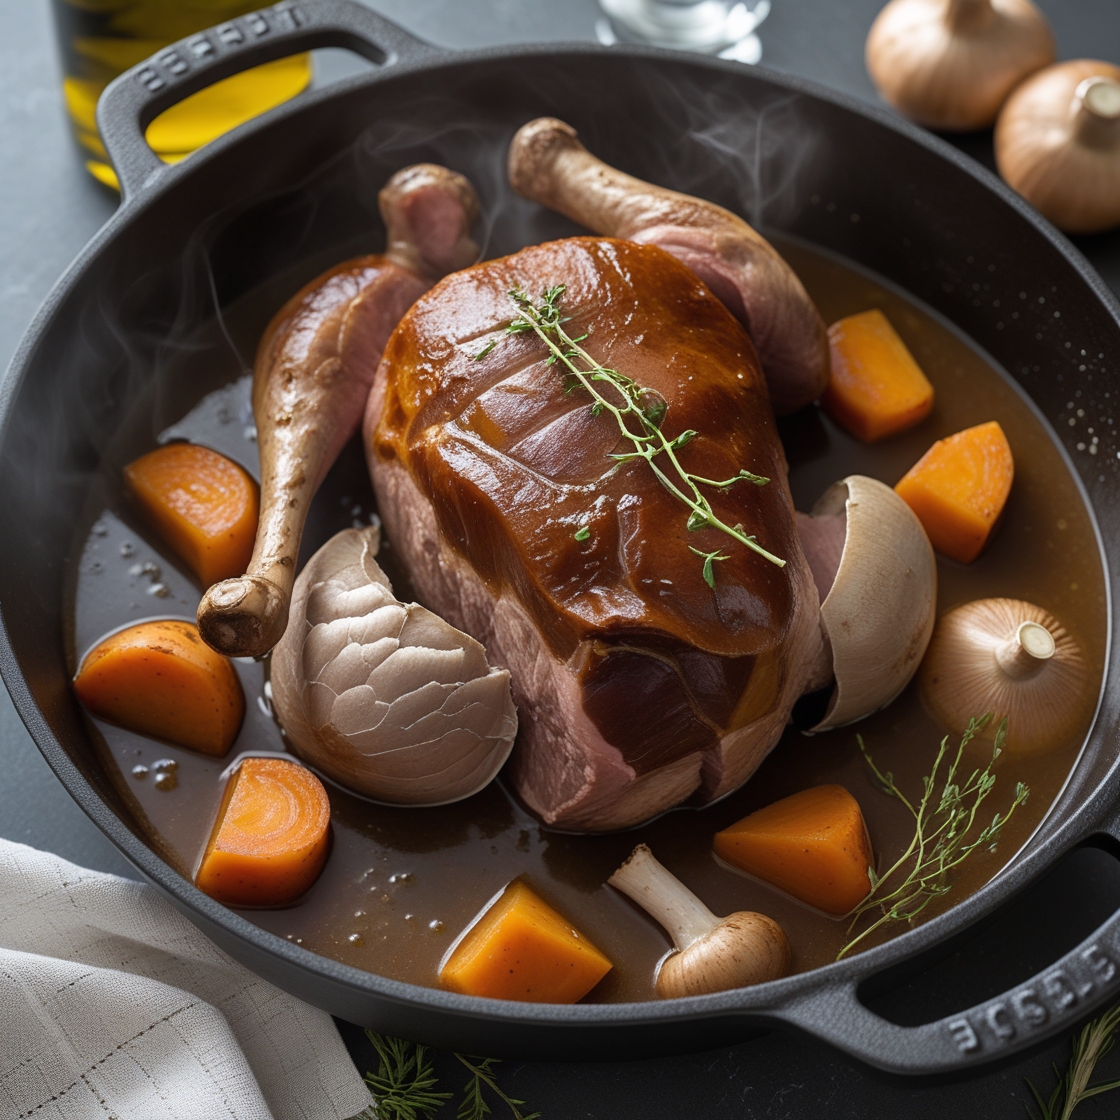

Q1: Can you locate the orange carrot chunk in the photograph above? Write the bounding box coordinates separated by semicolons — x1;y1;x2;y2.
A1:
440;879;612;1003
74;619;244;756
196;758;331;907
894;420;1014;563
713;785;873;916
823;309;934;442
124;443;259;586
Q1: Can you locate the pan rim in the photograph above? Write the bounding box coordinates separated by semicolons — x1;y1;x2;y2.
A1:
3;35;1120;1041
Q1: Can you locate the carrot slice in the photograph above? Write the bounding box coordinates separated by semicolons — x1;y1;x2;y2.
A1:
196;758;331;907
822;309;934;442
440;880;612;1003
894;420;1014;563
713;785;873;915
124;443;259;586
74;619;244;756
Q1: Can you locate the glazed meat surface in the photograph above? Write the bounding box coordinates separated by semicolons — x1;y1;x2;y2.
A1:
365;236;821;830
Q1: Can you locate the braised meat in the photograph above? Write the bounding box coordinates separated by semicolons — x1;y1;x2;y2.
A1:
365;236;822;830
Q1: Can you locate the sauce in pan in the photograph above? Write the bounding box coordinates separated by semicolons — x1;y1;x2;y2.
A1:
68;240;1106;1002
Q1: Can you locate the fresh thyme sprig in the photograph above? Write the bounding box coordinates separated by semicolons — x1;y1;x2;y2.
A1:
355;1033;540;1120
837;715;1029;961
497;284;784;583
1026;1001;1120;1120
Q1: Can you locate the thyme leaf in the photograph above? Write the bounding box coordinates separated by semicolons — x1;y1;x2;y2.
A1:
501;284;785;586
574;525;591;542
1026;1002;1120;1120
836;715;1029;961
356;1033;540;1120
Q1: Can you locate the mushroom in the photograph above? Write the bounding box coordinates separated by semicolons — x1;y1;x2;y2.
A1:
795;475;937;732
995;60;1120;234
919;597;1092;755
608;844;791;998
865;0;1054;131
270;525;518;805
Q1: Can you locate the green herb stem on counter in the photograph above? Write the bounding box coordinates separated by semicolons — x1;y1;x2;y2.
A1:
1026;1001;1120;1120
357;1033;540;1120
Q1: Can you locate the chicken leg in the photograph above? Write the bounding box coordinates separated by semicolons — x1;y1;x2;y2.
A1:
197;164;480;658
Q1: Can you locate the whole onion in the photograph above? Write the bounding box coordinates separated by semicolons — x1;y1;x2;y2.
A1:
270;525;517;805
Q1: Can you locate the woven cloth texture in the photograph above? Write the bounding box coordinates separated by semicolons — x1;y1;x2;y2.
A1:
0;838;372;1120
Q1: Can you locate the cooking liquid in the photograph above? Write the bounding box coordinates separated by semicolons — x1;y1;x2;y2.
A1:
49;0;311;190
69;240;1107;1002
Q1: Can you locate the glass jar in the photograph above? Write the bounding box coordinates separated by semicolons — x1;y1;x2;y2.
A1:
50;0;312;189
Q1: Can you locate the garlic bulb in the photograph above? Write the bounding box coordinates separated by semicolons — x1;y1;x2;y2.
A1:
866;0;1054;131
270;526;517;804
995;60;1120;233
919;597;1092;755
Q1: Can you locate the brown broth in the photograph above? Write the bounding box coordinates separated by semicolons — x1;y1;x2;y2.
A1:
68;240;1106;1003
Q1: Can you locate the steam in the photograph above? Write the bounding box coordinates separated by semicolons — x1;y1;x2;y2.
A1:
5;52;826;667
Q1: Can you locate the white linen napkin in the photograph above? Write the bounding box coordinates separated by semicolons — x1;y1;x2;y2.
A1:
0;838;372;1120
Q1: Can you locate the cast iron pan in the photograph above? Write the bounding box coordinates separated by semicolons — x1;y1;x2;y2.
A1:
3;0;1120;1073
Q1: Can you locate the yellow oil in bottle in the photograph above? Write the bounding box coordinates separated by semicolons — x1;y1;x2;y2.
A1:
51;1;312;190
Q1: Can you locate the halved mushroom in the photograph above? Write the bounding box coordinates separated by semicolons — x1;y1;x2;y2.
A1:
796;475;938;732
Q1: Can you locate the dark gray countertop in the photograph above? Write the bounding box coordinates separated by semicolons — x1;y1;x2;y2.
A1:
4;1;1120;1116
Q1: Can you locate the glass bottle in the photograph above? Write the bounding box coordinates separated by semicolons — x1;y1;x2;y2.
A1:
596;0;771;63
50;0;312;190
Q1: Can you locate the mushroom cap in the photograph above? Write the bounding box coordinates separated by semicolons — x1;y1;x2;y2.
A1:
919;597;1093;755
655;911;791;998
808;475;938;733
995;60;1120;233
866;0;1055;131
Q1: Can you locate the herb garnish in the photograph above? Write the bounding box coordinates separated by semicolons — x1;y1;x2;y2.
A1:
837;714;1029;960
494;284;784;585
356;1032;539;1120
1026;1001;1120;1120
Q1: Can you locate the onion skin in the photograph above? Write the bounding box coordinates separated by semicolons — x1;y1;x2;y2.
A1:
866;0;1054;131
919;597;1092;756
995;60;1120;234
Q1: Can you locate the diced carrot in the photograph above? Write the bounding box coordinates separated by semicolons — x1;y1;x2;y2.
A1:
440;879;612;1003
196;757;331;907
894;420;1014;563
74;619;244;756
124;443;259;586
822;309;935;442
713;785;873;915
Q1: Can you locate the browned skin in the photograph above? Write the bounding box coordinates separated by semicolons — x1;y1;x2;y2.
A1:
196;165;480;657
367;237;821;829
507;118;829;415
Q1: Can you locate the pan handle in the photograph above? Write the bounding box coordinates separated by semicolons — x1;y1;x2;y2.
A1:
772;897;1120;1074
96;0;439;202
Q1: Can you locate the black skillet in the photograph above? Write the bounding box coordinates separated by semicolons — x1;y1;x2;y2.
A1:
3;0;1120;1074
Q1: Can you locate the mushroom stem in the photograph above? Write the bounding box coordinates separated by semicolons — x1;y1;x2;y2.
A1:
1074;77;1120;148
608;844;718;953
946;0;995;34
994;620;1055;679
608;844;791;998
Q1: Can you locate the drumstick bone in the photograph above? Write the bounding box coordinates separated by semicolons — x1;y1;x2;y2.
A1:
507;117;829;415
197;164;480;658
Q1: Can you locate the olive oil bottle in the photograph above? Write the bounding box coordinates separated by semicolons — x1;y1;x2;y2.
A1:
50;0;312;190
